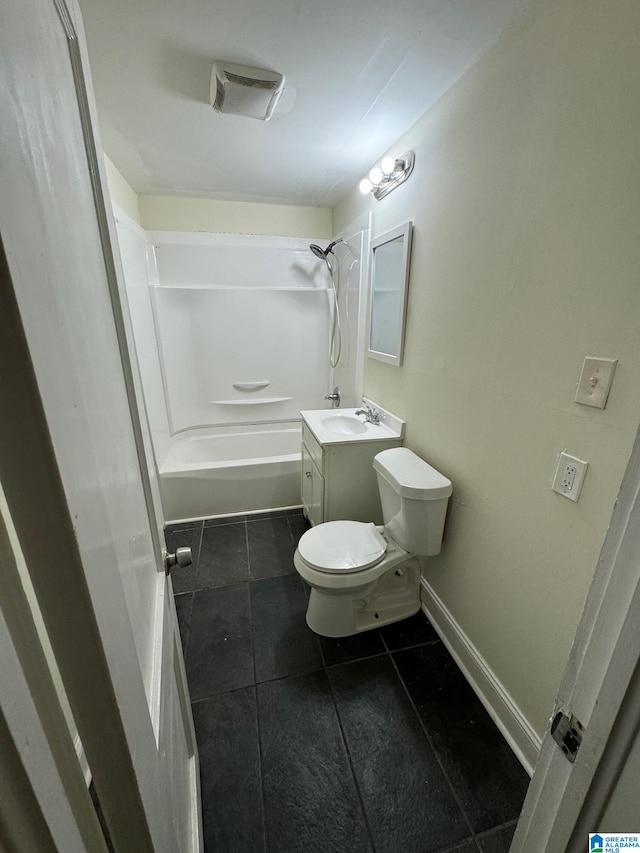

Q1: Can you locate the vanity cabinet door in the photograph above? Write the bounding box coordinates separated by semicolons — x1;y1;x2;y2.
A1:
301;443;324;527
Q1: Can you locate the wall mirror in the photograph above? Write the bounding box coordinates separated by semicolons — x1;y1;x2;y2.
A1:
367;221;413;366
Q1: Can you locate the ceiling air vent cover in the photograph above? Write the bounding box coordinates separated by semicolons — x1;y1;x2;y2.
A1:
210;61;284;121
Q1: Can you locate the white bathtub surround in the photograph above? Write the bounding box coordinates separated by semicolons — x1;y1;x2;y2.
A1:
114;223;369;520
330;214;371;409
159;423;301;522
149;234;333;433
114;209;172;468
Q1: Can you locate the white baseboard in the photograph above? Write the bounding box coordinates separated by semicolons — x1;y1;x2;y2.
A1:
420;577;541;776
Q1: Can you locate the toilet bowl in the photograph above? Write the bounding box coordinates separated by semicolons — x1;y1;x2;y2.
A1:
294;447;452;638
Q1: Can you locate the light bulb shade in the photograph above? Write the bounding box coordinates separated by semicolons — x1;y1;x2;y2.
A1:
380;156;396;174
369;166;383;185
369;150;415;200
359;177;373;195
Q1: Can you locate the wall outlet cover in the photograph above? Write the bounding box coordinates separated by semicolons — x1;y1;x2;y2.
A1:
552;452;588;502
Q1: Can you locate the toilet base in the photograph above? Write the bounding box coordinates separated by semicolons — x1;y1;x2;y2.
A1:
304;560;421;638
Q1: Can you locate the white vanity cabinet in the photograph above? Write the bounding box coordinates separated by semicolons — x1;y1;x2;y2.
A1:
301;428;324;527
301;421;402;526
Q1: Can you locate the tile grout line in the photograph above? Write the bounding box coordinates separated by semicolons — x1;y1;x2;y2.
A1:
362;628;483;844
433;838;482;853
245;519;258;688
475;818;519;848
195;520;204;588
253;684;270;853
183;591;195;657
190;682;254;706
175;510;303;853
244;517;252;581
386;646;480;847
196;639;442;695
324;650;388;669
379;631;391;656
181;520;203;659
315;619;377;850
324;658;378;853
244;518;270;853
479;817;519;835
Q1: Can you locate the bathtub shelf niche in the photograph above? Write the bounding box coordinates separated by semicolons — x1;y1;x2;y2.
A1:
210;397;292;405
232;380;270;391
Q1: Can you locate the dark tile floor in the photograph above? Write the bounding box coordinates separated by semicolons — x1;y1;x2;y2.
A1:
168;510;530;853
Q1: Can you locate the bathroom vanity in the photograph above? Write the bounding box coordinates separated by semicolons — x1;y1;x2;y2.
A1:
300;403;404;526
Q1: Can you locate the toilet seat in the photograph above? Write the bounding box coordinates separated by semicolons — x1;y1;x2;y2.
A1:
298;521;387;573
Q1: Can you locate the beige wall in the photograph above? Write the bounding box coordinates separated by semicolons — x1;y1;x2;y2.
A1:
335;0;640;737
103;156;141;224
138;195;332;238
103;158;332;238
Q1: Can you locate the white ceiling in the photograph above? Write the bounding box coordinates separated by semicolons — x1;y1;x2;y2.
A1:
79;0;532;208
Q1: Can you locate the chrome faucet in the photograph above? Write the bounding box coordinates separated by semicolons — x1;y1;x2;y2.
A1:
355;405;381;425
324;386;341;408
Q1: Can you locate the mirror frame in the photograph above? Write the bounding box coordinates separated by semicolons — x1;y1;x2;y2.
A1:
367;221;413;367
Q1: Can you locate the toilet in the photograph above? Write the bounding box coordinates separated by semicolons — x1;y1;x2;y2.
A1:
294;446;452;638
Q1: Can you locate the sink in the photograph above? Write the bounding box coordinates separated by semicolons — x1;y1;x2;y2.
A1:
301;404;405;445
320;414;367;435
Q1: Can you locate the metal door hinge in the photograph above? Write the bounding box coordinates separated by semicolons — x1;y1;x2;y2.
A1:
551;711;584;763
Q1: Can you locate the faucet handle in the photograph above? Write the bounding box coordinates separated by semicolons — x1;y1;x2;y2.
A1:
355;405;381;425
324;386;341;407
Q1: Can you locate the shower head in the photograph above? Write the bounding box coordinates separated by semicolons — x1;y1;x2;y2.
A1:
310;243;327;260
309;238;343;259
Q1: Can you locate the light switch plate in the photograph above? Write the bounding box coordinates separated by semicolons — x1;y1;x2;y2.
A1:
575;357;617;409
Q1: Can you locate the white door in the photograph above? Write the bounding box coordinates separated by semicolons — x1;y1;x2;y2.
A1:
0;0;201;849
511;429;640;850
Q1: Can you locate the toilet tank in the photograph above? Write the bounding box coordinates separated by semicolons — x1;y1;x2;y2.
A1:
373;447;452;556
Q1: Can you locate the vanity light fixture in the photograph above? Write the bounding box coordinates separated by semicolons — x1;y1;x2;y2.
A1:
359;151;415;200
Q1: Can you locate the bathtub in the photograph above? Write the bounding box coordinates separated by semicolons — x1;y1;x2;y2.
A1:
159;423;302;522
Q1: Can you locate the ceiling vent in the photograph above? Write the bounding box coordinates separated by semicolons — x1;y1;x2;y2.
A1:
210;61;285;121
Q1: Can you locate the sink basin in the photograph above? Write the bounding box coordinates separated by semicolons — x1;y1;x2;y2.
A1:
301;404;405;445
320;414;367;435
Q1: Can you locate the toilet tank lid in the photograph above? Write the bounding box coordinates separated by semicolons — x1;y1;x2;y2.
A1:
373;447;452;500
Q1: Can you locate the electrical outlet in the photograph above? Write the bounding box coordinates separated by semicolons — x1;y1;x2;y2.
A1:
553;453;588;502
560;463;577;490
